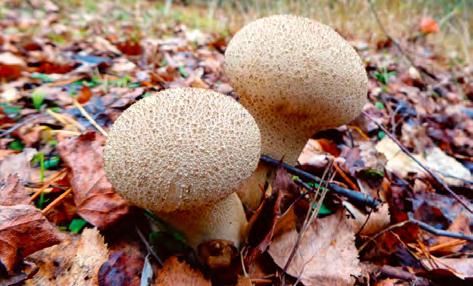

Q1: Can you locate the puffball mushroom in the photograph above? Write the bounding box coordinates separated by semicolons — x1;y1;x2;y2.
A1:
103;88;261;249
224;15;368;208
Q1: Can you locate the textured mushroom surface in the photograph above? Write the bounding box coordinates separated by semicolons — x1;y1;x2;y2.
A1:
158;193;247;248
224;14;368;163
104;88;261;213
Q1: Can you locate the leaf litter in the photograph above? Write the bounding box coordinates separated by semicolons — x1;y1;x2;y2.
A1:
0;2;472;285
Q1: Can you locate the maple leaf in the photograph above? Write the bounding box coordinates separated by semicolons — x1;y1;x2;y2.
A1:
268;210;361;286
153;256;210;286
57;132;130;229
0;205;63;273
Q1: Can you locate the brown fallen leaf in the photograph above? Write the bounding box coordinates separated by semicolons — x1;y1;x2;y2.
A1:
268;210;361;286
431;213;471;255
57;132;130;229
26;228;109;286
98;250;144;286
0;204;63;273
0;175;30;206
421;257;473;280
153;256;210;286
345;202;391;236
375;137;472;186
0;148;37;183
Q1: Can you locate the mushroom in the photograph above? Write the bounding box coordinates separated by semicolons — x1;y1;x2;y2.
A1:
224;15;368;208
104;88;261;250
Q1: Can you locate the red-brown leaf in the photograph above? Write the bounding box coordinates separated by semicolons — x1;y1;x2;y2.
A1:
57;132;130;229
0;175;30;206
0;205;63;273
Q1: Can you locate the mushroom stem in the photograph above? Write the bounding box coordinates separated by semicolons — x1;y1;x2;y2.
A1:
237;111;316;209
157;193;247;249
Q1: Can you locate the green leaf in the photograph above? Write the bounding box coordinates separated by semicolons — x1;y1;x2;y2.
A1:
49;107;62;113
0;103;21;116
44;155;61;169
31;90;46;110
377;130;386;140
374;101;385;110
361;168;385;179
312;203;333;216
69;218;88;234
31;73;54;83
8;140;24;151
32;152;45;182
178;66;189;78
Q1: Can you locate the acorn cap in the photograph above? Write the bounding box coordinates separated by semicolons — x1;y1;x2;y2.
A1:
104;88;261;213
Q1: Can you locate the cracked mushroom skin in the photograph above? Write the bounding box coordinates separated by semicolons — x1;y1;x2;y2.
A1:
104;88;261;249
225;15;368;208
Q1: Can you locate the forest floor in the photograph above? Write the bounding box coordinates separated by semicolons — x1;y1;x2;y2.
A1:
0;1;472;286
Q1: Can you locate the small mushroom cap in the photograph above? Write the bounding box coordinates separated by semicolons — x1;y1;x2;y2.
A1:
224;14;368;131
104;88;261;213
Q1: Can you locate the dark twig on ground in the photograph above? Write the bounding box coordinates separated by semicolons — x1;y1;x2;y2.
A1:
363;111;473;214
0;114;43;138
408;213;473;242
136;226;163;266
260;155;381;209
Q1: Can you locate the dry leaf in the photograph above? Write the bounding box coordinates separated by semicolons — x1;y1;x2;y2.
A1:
0;175;30;206
375;137;471;186
26;228;109;286
57;132;130;229
345;202;391;236
421;257;473;280
0;148;37;183
0;205;63;273
431;213;471;255
268;210;361;286
153;256;210;286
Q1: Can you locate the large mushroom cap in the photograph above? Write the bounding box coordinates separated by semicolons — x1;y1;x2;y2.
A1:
104;88;261;213
224;14;368;130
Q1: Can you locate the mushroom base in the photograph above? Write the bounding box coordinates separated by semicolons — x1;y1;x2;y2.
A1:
157;192;247;250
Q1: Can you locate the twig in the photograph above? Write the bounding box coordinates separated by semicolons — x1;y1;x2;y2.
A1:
408;213;473;242
73;99;108;137
363;111;473;214
41;188;72;214
135;226;163;266
260;155;380;208
29;169;68;203
282;162;333;274
359;220;410;252
0;114;43;138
